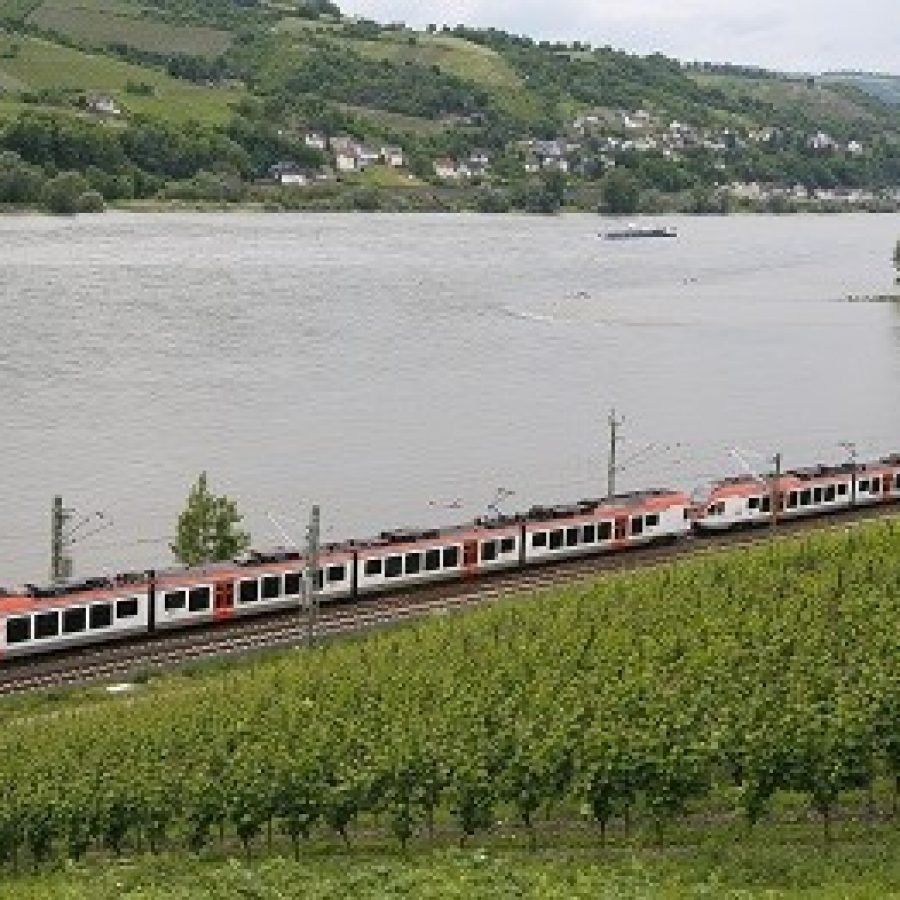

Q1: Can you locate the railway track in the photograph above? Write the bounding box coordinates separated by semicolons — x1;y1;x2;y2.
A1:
1;502;897;697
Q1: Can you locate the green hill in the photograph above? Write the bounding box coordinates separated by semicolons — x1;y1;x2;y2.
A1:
0;0;898;211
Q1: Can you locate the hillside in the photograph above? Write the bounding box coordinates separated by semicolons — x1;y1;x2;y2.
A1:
0;520;896;895
0;0;898;211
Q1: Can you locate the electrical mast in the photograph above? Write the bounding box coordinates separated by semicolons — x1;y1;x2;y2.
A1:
304;504;321;648
607;408;625;499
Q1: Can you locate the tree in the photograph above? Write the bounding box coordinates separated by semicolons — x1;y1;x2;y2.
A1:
41;171;88;215
171;473;250;566
893;239;899;284
600;169;640;214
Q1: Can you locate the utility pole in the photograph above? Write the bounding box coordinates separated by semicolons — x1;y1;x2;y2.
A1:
840;441;858;505
770;452;782;532
50;495;73;584
304;504;320;648
607;408;625;499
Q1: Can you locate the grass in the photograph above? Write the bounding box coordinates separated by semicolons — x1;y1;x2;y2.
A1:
26;0;232;57
341;162;424;187
344;30;521;89
0;828;896;898
688;71;882;127
333;99;451;135
0;33;242;123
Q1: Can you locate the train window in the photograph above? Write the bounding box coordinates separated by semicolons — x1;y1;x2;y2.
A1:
327;565;346;583
6;616;31;644
364;558;382;577
838;483;848;495
90;603;113;629
481;541;497;562
500;537;516;554
646;514;660;528
598;522;612;541
63;607;87;634
631;516;644;535
425;548;441;571
531;532;547;548
825;485;836;502
858;479;870;493
895;475;900;490
761;497;771;513
800;489;812;506
239;580;259;604
748;497;760;510
262;575;281;599
442;546;459;568
549;530;564;550
116;598;139;619
35;611;59;640
872;478;881;493
404;554;421;575
566;527;579;547
164;591;186;612
385;555;403;578
788;492;798;508
189;587;211;612
813;487;823;503
583;524;596;543
314;570;324;591
284;572;302;596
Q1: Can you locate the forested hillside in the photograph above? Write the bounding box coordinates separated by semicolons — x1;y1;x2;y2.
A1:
0;0;898;211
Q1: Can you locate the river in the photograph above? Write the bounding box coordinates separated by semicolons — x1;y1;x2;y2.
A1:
2;212;898;585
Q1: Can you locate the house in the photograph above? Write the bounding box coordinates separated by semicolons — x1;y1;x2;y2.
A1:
330;135;358;154
381;146;405;167
304;132;328;151
268;162;312;186
356;146;381;169
335;151;358;172
469;149;491;167
523;156;541;174
433;158;459;180
847;140;865;156
86;94;121;116
808;132;837;152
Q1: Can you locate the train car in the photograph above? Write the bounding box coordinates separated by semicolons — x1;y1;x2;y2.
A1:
524;489;692;563
0;575;150;660
354;517;524;597
696;457;900;532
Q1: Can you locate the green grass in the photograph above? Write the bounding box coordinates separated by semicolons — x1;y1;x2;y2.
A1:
0;832;897;899
344;31;521;89
333;99;452;135
0;33;242;122
341;162;424;187
688;71;882;127
27;0;232;57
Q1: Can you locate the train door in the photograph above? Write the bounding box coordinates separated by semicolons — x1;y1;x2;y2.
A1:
213;580;234;621
463;540;479;575
614;517;629;542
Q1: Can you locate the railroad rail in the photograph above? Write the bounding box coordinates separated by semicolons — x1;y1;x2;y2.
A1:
1;501;897;697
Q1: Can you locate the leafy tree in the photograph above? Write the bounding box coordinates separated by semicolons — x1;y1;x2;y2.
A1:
600;168;640;214
76;189;106;213
41;171;88;214
171;472;250;566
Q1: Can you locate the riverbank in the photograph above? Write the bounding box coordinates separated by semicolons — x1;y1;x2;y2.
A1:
2;184;899;216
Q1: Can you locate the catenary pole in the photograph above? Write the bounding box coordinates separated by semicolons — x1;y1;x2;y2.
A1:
305;504;320;648
607;408;625;499
770;452;782;531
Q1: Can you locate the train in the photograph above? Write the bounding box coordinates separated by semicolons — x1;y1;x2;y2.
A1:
2;454;899;662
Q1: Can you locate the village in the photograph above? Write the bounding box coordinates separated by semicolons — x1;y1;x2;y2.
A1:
257;104;891;208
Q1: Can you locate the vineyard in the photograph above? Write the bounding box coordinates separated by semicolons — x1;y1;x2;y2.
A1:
0;520;897;872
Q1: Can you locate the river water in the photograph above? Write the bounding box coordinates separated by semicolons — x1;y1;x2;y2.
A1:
2;212;899;586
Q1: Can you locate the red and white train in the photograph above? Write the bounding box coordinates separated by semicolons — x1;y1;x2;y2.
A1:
1;454;898;662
